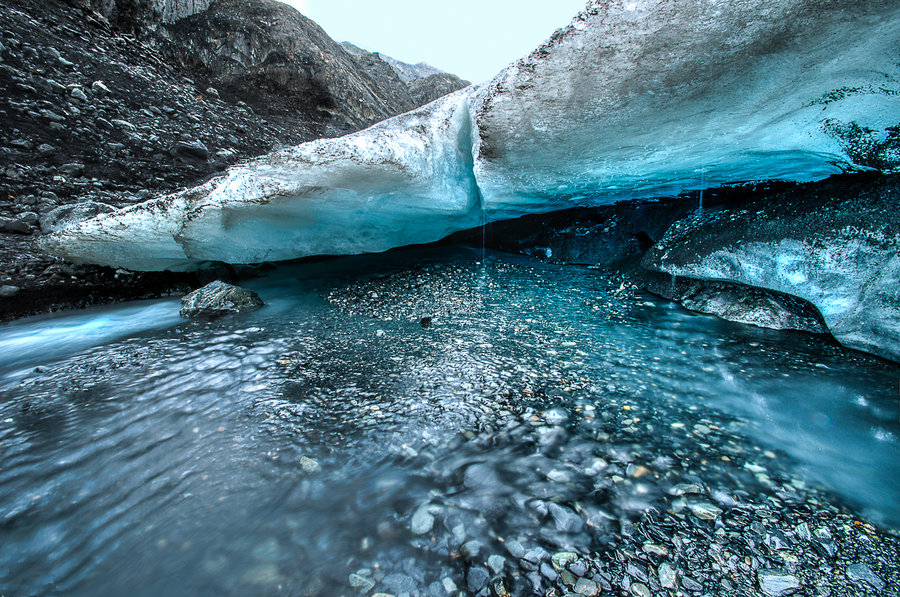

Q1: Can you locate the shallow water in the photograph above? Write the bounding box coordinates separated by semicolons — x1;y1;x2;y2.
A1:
0;248;897;596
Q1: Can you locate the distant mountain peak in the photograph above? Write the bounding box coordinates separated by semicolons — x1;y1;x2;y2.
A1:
339;41;448;83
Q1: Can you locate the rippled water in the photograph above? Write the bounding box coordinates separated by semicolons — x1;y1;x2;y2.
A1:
0;248;897;596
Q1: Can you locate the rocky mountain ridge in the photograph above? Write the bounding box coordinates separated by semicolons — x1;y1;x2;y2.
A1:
0;0;468;318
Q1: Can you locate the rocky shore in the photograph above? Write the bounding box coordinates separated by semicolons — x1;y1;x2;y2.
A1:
321;257;900;597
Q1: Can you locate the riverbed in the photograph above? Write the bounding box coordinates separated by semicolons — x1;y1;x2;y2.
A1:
1;248;898;596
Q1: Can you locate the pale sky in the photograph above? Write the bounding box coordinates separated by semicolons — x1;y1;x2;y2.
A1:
276;0;588;84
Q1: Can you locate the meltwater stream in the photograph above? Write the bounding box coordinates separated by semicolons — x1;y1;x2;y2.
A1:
0;248;898;596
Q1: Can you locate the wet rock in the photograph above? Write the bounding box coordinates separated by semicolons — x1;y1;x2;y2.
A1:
410;503;437;535
59;162;85;177
629;583;650;597
69;86;87;102
298;456;319;472
658;562;676;589
551;552;578;571
466;566;489;593
574;577;600;596
548;503;583;533
40;202;117;234
487;554;505;575
688;501;722;520
645;273;829;334
846;562;885;589
0;214;36;234
349;572;375;592
757;570;800;596
179;281;263;318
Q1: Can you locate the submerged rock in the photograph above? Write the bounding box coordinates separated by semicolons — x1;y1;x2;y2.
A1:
179;280;263;318
41;0;900;271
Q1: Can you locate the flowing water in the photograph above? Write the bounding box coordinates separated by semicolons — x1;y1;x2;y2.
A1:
0;247;897;596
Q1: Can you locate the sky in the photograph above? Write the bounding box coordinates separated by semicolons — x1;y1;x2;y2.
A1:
276;0;588;84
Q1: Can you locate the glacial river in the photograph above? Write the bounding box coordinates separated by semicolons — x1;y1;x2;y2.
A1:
0;248;897;596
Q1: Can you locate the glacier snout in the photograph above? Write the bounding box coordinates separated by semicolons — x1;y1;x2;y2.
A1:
40;0;900;271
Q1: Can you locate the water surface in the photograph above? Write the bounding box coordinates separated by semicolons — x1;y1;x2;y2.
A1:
0;248;897;596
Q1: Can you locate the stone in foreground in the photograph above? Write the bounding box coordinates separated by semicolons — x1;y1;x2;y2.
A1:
179;281;263;318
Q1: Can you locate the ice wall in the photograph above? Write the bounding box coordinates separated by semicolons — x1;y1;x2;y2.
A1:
472;0;900;219
44;89;481;271
41;0;900;271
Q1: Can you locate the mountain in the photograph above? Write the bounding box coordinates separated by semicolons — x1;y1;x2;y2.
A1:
0;0;468;317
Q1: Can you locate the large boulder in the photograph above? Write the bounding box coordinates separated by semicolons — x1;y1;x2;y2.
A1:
180;280;263;317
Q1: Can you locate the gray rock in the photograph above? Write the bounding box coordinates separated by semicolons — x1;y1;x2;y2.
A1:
846;563;885;589
551;551;578;571
757;570;801;596
171;139;210;162
410;503;436;535
645;273;829;334
0;285;20;298
574;577;600;596
688;501;722;520
658;562;676;589
41;202;117;234
298;456;319;472
0;213;36;234
487;554;505;575
466;567;489;594
91;80;110;95
59;162;85;177
179;281;264;318
70;86;88;102
548;503;584;532
349;573;375;592
629;583;650;597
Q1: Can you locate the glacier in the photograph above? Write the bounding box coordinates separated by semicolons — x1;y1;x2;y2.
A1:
41;0;900;271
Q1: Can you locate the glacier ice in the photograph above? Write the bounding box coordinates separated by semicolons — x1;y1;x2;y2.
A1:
641;189;900;362
44;89;481;271
41;0;900;270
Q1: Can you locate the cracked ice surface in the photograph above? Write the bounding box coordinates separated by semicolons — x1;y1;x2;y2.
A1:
42;0;900;270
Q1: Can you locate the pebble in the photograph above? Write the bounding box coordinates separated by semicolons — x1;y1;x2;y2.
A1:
688;501;722;520
70;86;87;101
410;503;436;535
551;551;578;571
349;573;376;592
466;566;489;593
846;562;885;589
757;570;801;596
629;582;650;597
299;456;320;472
574;577;600;596
487;554;506;574
91;80;110;95
658;562;676;589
